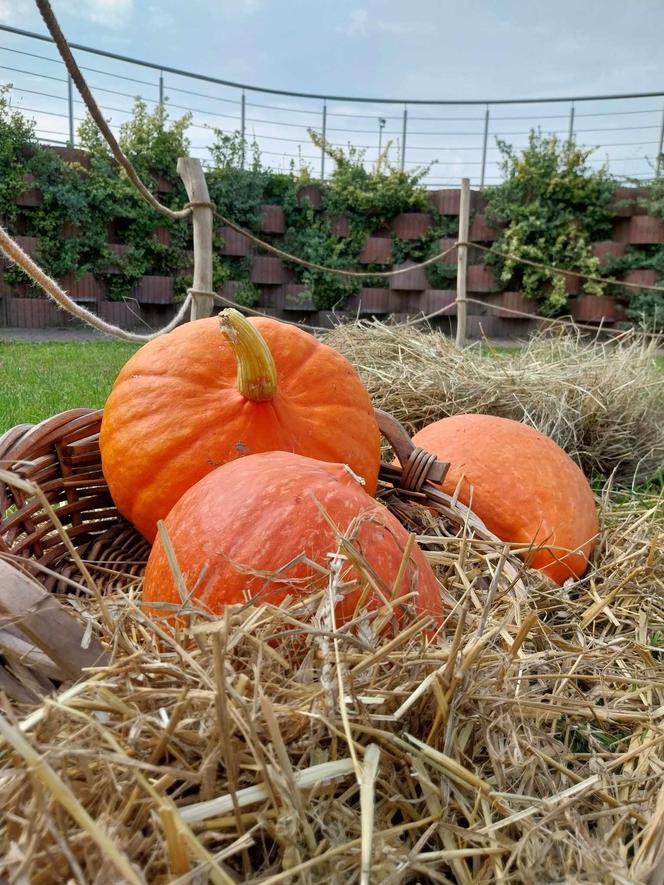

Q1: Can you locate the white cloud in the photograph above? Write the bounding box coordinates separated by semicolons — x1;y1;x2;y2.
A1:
343;8;368;35
148;3;175;29
0;0;30;23
60;0;134;30
237;0;263;12
338;7;426;37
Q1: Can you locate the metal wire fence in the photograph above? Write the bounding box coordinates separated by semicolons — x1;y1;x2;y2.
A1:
1;23;663;187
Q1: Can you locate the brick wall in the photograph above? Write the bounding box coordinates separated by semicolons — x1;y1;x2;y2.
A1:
0;155;660;338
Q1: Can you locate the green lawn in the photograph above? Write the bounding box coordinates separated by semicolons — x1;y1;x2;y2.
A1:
0;341;138;434
1;339;663;437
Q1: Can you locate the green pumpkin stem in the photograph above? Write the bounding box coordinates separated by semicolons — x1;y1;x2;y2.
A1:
218;308;277;402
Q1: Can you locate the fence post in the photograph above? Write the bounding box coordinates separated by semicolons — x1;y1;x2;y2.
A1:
401;106;408;171
657;99;664;177
321;101;327;180
455;177;470;348
568;102;575;142
177;157;214;321
240;90;246;169
67;75;74;146
480;105;490;189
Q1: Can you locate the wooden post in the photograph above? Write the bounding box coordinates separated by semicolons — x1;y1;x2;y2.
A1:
177;157;214;320
455;177;470;348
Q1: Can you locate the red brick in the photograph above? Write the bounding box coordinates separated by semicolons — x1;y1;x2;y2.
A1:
297;184;322;209
135;276;174;305
612;219;631;243
251;256;289;285
218;280;242;304
153;225;171;246
16;174;41;207
392;212;432;239
351;288;390;314
389;262;428;292
312;311;338;329
220;226;252;257
468;214;498;241
14;236;38;256
591;241;625;267
6;297;61;327
466;265;497;292
572;295;618;323
419;289;456;317
260;205;285;234
561;272;580;295
626;215;664;245
61;221;81;239
610;186;649;217
282;284;316;311
438;238;457;264
98;301;144;330
60;272;106;303
428;188;480;216
359;237;392;265
621;269;658;288
495;291;534;319
53;145;91;169
0;275;22;297
466;314;501;339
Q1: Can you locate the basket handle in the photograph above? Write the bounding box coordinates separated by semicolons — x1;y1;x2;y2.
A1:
374;408;450;493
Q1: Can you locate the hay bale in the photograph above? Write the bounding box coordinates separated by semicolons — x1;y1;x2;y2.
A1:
325;323;664;485
0;488;662;883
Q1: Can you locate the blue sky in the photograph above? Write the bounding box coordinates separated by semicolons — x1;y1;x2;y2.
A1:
1;0;663;184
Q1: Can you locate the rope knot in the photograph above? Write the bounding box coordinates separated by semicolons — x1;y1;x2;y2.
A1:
184;200;216;212
399;447;449;493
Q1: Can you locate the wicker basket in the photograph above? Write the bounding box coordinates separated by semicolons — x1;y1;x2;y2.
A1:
0;408;150;592
0;406;497;701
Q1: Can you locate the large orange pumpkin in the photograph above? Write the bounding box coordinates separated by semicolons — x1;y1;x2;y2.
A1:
409;414;599;585
143;451;443;629
100;310;381;541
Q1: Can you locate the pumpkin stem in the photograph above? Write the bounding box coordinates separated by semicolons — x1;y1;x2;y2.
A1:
218;308;277;402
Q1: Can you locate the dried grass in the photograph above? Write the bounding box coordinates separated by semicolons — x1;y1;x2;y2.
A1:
0;483;663;883
1;327;663;883
325;323;664;485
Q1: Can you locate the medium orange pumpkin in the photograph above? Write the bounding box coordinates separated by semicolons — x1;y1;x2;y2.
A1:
143;451;443;628
409;414;599;585
100;309;381;541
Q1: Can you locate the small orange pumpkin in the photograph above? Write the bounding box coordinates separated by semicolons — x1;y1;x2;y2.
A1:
143;451;443;629
100;310;381;541
409;414;599;585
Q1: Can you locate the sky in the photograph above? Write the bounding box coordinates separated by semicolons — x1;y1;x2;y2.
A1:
1;0;663;184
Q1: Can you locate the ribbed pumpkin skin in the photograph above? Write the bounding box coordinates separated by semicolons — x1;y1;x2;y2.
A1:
411;414;599;585
100;316;380;541
143;452;443;626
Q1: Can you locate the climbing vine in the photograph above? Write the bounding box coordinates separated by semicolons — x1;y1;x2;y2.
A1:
485;132;614;314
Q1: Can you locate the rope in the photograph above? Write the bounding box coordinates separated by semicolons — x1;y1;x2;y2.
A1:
466;240;664;296
2;219;660;342
211;291;327;332
0;224;191;342
185;200;216;212
402;294;662;341
35;0;191;222
214;210;460;278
